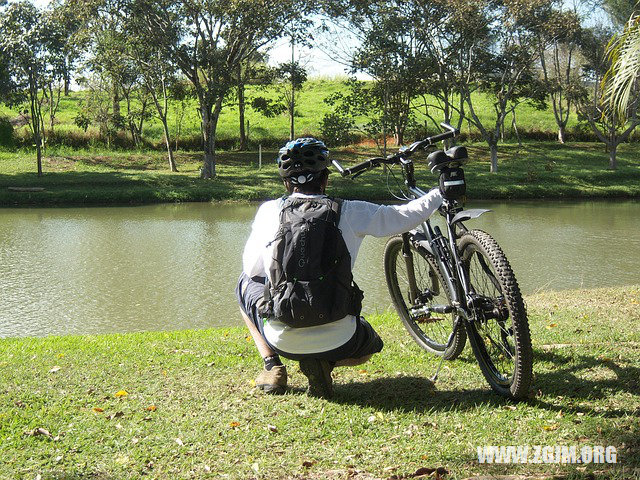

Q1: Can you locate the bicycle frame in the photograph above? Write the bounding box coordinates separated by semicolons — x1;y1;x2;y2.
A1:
333;122;491;347
405;188;473;347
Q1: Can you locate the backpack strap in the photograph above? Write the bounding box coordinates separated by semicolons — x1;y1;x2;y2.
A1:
328;197;343;227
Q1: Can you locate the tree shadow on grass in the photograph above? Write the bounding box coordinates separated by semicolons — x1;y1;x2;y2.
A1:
534;348;640;399
526;347;640;419
37;473;113;480
331;375;505;413
328;347;640;420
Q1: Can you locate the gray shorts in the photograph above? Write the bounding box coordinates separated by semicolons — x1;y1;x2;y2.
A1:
236;273;383;362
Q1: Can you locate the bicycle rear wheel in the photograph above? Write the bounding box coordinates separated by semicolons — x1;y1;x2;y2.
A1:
458;230;533;400
384;235;466;359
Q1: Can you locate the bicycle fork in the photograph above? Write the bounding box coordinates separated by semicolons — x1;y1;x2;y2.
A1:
401;232;420;305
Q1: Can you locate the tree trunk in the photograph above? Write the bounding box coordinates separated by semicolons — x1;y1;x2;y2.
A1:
394;125;404;146
200;100;221;179
609;143;617;170
64;58;71;96
112;83;121;127
290;38;295;141
238;65;247;151
512;111;521;147
161;118;178;172
36;135;42;176
289;97;295;141
489;142;498;173
558;125;567;144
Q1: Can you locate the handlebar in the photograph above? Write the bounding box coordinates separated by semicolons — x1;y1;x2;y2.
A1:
333;122;459;178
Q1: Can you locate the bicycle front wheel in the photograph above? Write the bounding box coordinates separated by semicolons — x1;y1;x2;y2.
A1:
458;230;533;399
384;235;466;359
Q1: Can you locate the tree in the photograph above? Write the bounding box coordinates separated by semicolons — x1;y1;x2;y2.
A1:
250;61;308;141
49;0;83;96
0;1;66;175
534;8;584;143
453;0;548;173
134;0;306;179
235;54;265;150
320;78;394;151
71;0;150;146
278;61;308;141
577;26;639;169
119;10;181;171
331;0;438;146
600;0;637;27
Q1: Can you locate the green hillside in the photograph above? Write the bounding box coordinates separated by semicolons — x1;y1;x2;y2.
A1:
0;78;591;151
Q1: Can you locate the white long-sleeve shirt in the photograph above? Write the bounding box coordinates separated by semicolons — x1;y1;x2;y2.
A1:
242;189;443;354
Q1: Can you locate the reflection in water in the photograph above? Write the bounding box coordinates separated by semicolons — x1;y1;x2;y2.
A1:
1;200;638;337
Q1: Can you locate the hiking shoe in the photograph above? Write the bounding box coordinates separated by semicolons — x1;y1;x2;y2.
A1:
255;365;287;395
299;358;334;399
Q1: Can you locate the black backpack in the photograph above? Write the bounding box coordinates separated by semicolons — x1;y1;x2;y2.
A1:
260;196;364;328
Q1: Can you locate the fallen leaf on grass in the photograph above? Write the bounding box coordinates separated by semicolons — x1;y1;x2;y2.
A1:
358;369;368;375
146;405;157;412
229;421;240;428
114;390;128;398
406;466;448;478
92;407;104;413
543;424;559;431
106;411;124;420
545;323;558;329
302;460;316;468
24;427;52;438
267;424;277;433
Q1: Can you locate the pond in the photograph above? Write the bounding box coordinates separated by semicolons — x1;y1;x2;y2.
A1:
1;200;638;337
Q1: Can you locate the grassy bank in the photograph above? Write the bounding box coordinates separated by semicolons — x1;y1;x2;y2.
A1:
1;286;639;479
0;80;598;150
1;141;640;206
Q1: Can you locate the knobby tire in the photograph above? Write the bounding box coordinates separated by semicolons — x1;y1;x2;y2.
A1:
384;235;466;360
458;230;533;400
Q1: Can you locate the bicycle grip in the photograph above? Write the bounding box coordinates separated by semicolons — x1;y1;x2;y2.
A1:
428;128;459;145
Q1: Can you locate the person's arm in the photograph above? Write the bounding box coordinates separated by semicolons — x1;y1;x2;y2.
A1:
344;188;443;238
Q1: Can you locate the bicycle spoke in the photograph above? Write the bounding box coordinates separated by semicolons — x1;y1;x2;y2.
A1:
393;244;454;347
466;249;517;381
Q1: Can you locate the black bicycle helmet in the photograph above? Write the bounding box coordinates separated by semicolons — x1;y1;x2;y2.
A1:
277;138;330;185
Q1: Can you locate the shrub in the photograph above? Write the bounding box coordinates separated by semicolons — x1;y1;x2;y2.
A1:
0;117;14;148
320;113;355;146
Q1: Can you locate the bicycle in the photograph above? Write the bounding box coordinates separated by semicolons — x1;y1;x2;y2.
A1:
331;124;533;400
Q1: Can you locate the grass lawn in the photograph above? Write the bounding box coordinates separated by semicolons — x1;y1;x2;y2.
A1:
1;141;640;206
0;79;593;149
1;286;639;479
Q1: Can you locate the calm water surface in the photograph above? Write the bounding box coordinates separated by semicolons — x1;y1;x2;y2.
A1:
1;200;638;337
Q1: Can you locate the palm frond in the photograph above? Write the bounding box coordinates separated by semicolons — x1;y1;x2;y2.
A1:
603;15;640;119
